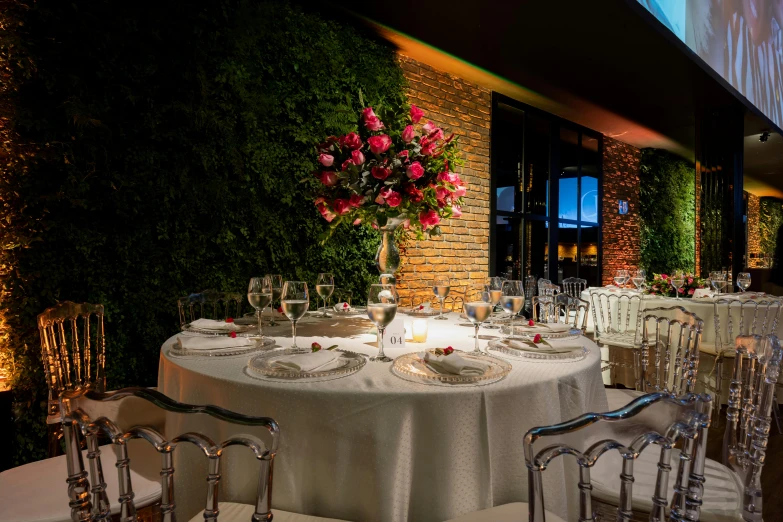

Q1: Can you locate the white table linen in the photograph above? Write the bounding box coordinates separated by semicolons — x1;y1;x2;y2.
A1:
158;312;607;522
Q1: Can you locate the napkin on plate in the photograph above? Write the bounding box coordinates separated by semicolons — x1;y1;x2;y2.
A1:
177;336;254;350
419;351;487;376
503;338;581;354
516;322;573;333
271;350;343;372
189;318;242;331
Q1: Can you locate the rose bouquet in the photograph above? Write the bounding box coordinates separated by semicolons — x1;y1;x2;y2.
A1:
645;273;708;298
312;102;464;239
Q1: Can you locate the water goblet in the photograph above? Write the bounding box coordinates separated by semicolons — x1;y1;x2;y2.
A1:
670;271;685;300
265;274;283;326
631;270;646;292
281;281;309;350
500;280;525;336
433;275;451;320
484;281;502;329
367;284;398;362
247;276;272;336
614;269;628;288
464;300;493;353
316;273;335;318
737;272;751;292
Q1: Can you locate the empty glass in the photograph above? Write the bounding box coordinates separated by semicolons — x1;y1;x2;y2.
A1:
367;284;398;362
737;272;751;292
265;274;284;326
433;275;451;320
500;280;525;334
247;276;272;336
670;271;685;300
316;273;335;318
281;281;309;350
631;270;646;292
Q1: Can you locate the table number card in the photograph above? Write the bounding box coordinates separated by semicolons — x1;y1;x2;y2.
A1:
382;315;406;348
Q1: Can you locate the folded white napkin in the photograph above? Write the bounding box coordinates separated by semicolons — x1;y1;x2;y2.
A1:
516;322;573;333
177;336;254;350
189;318;241;331
420;351;487;376
334;302;354;312
692;288;714;299
503;338;581;354
271;351;342;372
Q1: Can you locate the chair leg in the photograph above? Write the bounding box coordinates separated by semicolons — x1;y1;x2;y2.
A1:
773;395;782;435
47;422;63;458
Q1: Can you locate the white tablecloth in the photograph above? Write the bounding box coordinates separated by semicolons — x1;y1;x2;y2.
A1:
158;312;607;522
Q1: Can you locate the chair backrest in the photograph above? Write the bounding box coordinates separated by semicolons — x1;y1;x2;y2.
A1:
554;294;590;332
713;298;783;355
38;301;106;420
589;289;645;343
723;335;782;520
537;278;552;294
178;290;244;326
562;277;587;298
525;392;712;522
639;306;704;396
60;387;280;522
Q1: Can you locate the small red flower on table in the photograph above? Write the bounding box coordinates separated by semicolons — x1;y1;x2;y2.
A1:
277;306;283;314
230;332;237;339
528;319;535;326
418;305;424;310
533;334;542;344
343;303;349;309
226;317;234;323
312;342;322;352
443;346;454;355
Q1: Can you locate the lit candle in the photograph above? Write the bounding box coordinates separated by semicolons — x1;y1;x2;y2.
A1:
412;318;428;343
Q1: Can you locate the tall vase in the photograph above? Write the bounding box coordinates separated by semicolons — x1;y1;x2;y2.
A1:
375;217;404;283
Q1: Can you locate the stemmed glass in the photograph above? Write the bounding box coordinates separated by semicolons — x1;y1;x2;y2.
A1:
265;274;283;326
367;284;398;362
316;273;335;318
737;272;751;292
433;275;451;320
484;280;502;329
500;280;525;336
247;276;273;336
614;269;629;288
464;289;493;353
631;269;646;292
710;271;727;295
670;271;685;300
281;281;309;350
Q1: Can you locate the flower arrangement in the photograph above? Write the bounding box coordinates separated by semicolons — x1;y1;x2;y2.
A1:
644;273;708;298
312;102;465;239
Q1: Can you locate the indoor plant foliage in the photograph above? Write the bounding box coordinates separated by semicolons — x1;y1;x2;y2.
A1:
645;273;708;298
312;103;465;240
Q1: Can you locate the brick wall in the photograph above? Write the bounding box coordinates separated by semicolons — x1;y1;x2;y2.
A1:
601;137;641;285
396;55;491;302
747;192;761;267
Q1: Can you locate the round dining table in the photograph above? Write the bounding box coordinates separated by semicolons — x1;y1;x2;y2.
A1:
157;311;608;522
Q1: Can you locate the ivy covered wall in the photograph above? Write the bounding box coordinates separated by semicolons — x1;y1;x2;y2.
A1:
0;0;406;466
759;197;783;261
638;149;696;275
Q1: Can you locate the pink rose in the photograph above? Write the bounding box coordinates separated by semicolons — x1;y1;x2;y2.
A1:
419;209;440;227
351;150;365;165
367;135;392;154
420;137;437;156
375;194;385;204
451;205;462;218
341;159;354;171
339;132;362;150
410;104;424;123
402;125;415;143
437;171;459;184
353;218;362;225
319;154;334;167
314;196;325;206
661;274;668;280
429;128;444;141
436;186;452;201
362;107;377;120
333;199;351;215
454;185;467;197
362;108;385;131
385;191;402;207
317;203;336;222
687;277;693;284
349;194;363;207
371;166;391;180
398;150;409;159
379;187;393;199
407;162;424;180
318;171;338;186
688;288;695;295
405;184;423;203
422;121;437;134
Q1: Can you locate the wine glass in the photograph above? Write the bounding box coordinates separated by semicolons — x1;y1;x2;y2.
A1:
614;269;629;288
367;284;398;362
500;280;525;335
248;276;272;336
670;271;685;300
265;274;283;326
465;296;493;353
484;280;502;329
737;272;751;292
316;273;335;318
433;275;451;320
631;270;646;292
281;281;309;350
710;271;727;294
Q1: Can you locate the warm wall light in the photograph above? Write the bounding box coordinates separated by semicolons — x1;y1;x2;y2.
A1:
412;319;428;343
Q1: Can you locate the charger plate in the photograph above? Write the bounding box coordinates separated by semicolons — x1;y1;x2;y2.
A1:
487;338;587;362
391;349;511;387
499;324;581;339
247;348;366;381
169;336;274;357
181;322;258;337
399;307;442;317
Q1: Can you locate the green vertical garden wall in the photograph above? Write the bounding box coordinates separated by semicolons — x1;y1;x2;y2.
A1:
0;0;406;465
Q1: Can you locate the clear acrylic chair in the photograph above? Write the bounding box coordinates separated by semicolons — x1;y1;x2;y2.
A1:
553;293;590;332
532;283;560;323
177;289;244;326
38;301;107;457
59;387;349;522
524;275;538;317
443;392;713;522
722;334;783;521
703;298;783;417
561;276;587;298
605;306;703;412
589;288;646;370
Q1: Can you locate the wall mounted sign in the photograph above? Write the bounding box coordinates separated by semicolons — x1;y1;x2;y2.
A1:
618;200;628;215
